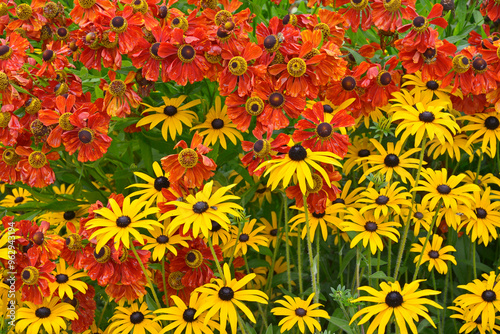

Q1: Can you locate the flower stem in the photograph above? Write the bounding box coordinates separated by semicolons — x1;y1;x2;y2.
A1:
297;229;304;294
282;193;293;292
207;237;224;283
393;135;427;279
472;241;477;279
161;257;169;307
367;251;372;286
412;199;442;281
130;239;162;309
244;253;269;328
303;195;318;303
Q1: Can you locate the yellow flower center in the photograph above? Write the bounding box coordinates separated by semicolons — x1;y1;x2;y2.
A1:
100;31;118;49
178;148;198;168
314;23;330;39
253;139;271;158
287;58;307;77
108;80;126;97
0;45;13;60
306;174;324;194
94;245;111;263
43;1;59;19
16;4;32;20
383;0;401;12
0;3;8;16
25;97;42;115
168;271;185;290
2;148;20;166
131;0;148;14
452;55;470;73
228;56;248;76
0;71;8;91
214;10;232;26
350;0;369;11
65;234;83;251
205;52;222;64
245;97;264;116
21;266;40;285
28;151;48;168
171;16;188;31
78;0;96;9
185;249;204;268
0;111;11;128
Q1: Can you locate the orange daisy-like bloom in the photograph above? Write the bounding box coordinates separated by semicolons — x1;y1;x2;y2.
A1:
0;105;21;147
101;70;142;118
39;95;77;148
371;0;417;33
15;254;55;304
36;42;74;79
360;60;401;108
61;105;112;162
161;131;216;189
218;41;266;97
99;5;144;55
241;132;290;177
307;9;346;46
336;0;372;32
0;31;31;72
6;0;47;40
70;0;114;25
481;0;500;22
15;145;59;188
293;101;355;159
158;28;210;86
0;145;22;184
256;16;300;59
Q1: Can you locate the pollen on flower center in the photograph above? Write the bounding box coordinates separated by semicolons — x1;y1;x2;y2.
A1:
28;151;48;168
25;97;42;115
154;176;170;191
218;286;234;301
316;122;333;139
484;116;500;130
419;111;435;123
108;80;126;97
350;0;369;10
384;154;399;167
2;148;20;166
130;311;145;324
21;266;39;285
78;0;96;9
428;250;439;259
171;16;188;31
185;249;203;268
253;139;271;158
94;245;111;263
437;184;451;194
228;56;248;76
65;234;83;251
178;45;196;63
178;148;198;168
168;271;185;290
287;58;307;77
412;16;429;32
364;221;377;232
314;23;330;39
56;273;69;283
111;16;128;33
383;0;401;12
341;76;356;91
0;71;8;90
193;201;209;214
214;9;232;26
482;290;497;302
35;307;51;319
306;174;324;194
0;111;11;128
288;144;307;161
452;55;470;73
245;96;264;116
211;118;224;129
58;113;75;131
78;128;95;144
116;216;132;227
16;3;32;20
385;291;404;307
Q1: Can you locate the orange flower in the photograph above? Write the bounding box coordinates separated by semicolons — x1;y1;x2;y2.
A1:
39;95;77;148
69;0;114;25
371;0;417;33
15;145;59;188
98;5;144;54
101;70;142;117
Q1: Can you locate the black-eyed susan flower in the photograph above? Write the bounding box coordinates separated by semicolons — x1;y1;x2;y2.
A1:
15;296;78;334
258;211;292;248
86;196;161;252
155;293;220;334
127;161;177;208
137;95;200;142
0;187;33;207
258;143;342;194
271;293;329;333
350;280;442;334
343;135;376;175
208;220;235;246
414;168;480;211
454;272;500;330
357;182;410;219
401;72;461;104
407;203;433;236
426;133;473;161
192;96;243;149
461;110;500;157
52;184;75;196
392;100;459;147
289;201;344;242
449;305;500;334
107;302;162;334
463;171;500;191
49;259;88;299
410;235;457;274
342;208;400;254
359;139;422;184
142;219;190;260
37;205;89;235
459;188;500;246
224;218;269;256
82;322;104;334
161;180;243;238
195;263;269;334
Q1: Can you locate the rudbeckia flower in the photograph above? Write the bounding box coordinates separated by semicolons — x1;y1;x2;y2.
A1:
192;96;243;149
224;218;269;256
15;296;77;334
195;263;269;334
137;95;201;142
160;180;243;238
357;182;411;219
0;187;33;207
241;132;290;177
142;219;190;260
350;280;442;334
461;110;500;158
107;302;161;334
86;196;161;252
271;293;329;333
410;235;457;274
155;293;220;334
449;305;500;334
49;259;88;299
343;135;376;175
290;200;344;242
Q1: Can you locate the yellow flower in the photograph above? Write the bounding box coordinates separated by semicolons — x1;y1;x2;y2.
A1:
108;302;162;334
357;182;410;219
461;110;500;157
49;259;88;299
142;218;190;260
0;188;33;207
16;297;78;334
224;218;269;256
410;235;457;274
127;161;174;208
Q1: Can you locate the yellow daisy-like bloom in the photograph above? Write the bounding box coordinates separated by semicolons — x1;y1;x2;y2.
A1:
0;181;5;193
52;184;75;196
224;218;269;256
155;293;219;334
15;296;78;334
343;135;376;175
127;161;173;208
461;110;500;157
192;96;243;149
37;205;89;235
359;139;422;184
258;211;293;248
49;259;88;299
137;95;200;142
258;143;342;194
82;322;104;334
142;219;190;260
357;182;410;219
341;208;400;254
392;100;459;147
426;133;473;161
250;183;273;206
389;87;434;115
161;180;243;238
414;168;480;211
401;72;461;103
86;196;161;252
410;235;457;274
195;263;269;334
207;219;235;246
0;187;33;207
289;201;344;242
108;302;162;334
449;305;500;334
454;272;500;330
350;279;442;334
463;171;500;191
406;203;433;236
271;293;329;334
459;188;500;246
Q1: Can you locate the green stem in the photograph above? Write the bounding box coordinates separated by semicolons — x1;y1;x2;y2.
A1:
303;195;318;303
440;263;450;334
282;193;293;292
412;199;442;281
394;136;428;279
130;240;162;309
237;312;248;334
207;237;224;283
338;231;344;287
298;230;304;294
161;257;169;307
376;250;381;285
387;240;392;276
472;241;477;279
244;254;268;328
368;251;372;286
97;298;109;328
316;230;320;298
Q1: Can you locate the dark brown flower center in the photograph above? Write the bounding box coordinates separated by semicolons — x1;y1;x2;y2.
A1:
193;201;209;214
428;250;439;259
163;105;177;116
210;220;222;232
384;154;399;167
426;80;439;90
56;273;69;283
156;235;169;244
33;231;44;245
130;311;145;324
341;76;356;91
218;286;234;301
295;308;307;317
211;118;224;129
419;111;435;123
183;308;197;322
116;216;132;227
35;307;51;319
422;48;436;60
239;233;249;242
316;122;333;138
414;212;424;219
154;176;170;191
412;16;426;27
476;208;487;219
385;291;403;307
484;116;499;130
269;92;285;108
364;221;377;232
375;195;389;205
14;197;24;203
437;184;451;194
482;290;496;302
288;144;307;161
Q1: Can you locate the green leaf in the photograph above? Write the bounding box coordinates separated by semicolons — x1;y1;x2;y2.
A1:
327;316;355;334
337;248;357;279
342;47;364;64
258;246;273;257
368;271;395;282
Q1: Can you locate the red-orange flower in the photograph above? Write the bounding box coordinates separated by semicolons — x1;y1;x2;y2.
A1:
7;0;47;40
241;132;290;177
101;70;142;117
360;60;401;108
80;241;118;286
69;0;114;25
481;0;500;22
160;131;216;189
15;254;55;304
0;31;31;71
39;95;77;148
307;9;346;46
15;145;59;188
336;0;372;32
256;16;300;58
371;0;417;33
36;42;74;79
67;286;96;333
0;104;21;147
